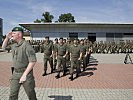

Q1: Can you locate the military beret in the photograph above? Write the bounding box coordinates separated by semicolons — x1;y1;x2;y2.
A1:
12;27;24;33
45;36;49;39
55;38;58;40
59;37;63;40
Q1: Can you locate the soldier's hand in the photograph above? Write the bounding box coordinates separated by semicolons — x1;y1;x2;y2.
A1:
78;58;81;61
63;55;66;58
19;75;27;84
6;32;12;39
55;57;57;59
85;54;87;57
50;55;53;58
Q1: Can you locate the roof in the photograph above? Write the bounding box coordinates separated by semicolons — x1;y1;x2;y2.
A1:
19;22;133;31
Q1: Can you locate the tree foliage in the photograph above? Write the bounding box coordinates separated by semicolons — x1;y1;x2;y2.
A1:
34;19;41;23
58;13;75;22
34;12;54;23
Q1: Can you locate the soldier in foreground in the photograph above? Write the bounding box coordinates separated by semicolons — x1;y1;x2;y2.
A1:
42;36;54;76
2;27;37;100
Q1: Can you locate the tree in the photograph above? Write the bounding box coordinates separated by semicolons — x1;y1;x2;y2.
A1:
34;12;54;23
58;13;75;22
41;12;54;22
34;19;41;23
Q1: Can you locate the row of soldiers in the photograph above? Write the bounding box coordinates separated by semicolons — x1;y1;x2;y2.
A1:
32;36;92;81
27;39;133;54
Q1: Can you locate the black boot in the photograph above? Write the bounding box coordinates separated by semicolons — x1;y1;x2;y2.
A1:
55;73;60;79
42;71;47;76
63;71;66;76
76;73;79;78
69;74;73;81
83;67;85;71
51;68;53;73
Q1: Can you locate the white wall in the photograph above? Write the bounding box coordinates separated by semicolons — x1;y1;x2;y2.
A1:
123;35;133;41
30;25;133;41
96;32;106;41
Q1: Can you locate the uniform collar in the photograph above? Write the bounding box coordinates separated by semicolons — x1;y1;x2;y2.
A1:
16;39;25;47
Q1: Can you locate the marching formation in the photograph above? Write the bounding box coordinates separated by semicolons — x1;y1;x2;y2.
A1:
31;36;92;81
26;37;133;80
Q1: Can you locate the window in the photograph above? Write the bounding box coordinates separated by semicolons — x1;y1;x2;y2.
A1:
69;33;78;39
124;33;133;35
106;33;123;42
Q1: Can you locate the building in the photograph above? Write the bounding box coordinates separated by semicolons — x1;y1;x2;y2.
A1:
23;31;31;40
19;23;133;42
0;18;3;45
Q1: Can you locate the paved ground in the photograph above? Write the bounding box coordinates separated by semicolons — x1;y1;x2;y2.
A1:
0;52;133;100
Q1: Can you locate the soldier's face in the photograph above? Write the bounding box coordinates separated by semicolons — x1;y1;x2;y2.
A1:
74;40;77;44
45;38;49;42
12;31;20;41
80;41;84;45
59;39;63;44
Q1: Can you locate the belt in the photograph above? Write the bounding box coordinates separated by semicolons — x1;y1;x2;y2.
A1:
14;68;26;73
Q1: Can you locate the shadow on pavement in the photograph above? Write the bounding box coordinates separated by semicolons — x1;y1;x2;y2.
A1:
48;95;72;100
80;72;94;77
86;67;97;71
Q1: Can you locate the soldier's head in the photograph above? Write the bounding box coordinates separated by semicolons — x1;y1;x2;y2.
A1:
73;38;78;45
67;39;71;44
54;38;58;43
11;27;24;42
63;39;66;43
59;37;63;44
45;36;49;42
80;39;84;45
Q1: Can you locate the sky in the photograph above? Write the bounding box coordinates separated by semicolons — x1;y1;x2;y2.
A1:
0;0;133;35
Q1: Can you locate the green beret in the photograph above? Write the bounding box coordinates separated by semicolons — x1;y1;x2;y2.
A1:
12;27;24;33
45;36;49;39
59;37;63;40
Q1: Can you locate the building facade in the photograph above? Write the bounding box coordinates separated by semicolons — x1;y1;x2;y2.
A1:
0;18;3;45
19;23;133;42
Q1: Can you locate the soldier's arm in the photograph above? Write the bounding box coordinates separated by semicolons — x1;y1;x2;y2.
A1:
64;45;68;57
19;62;36;83
2;32;12;49
85;50;88;57
79;52;83;60
19;44;37;83
51;44;54;57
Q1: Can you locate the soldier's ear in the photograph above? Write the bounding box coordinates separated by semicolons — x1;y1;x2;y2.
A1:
18;32;23;38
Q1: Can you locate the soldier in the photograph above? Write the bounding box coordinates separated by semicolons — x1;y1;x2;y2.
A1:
80;39;88;71
55;38;68;79
42;36;54;76
66;39;71;69
2;27;37;100
53;38;58;70
69;38;82;81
